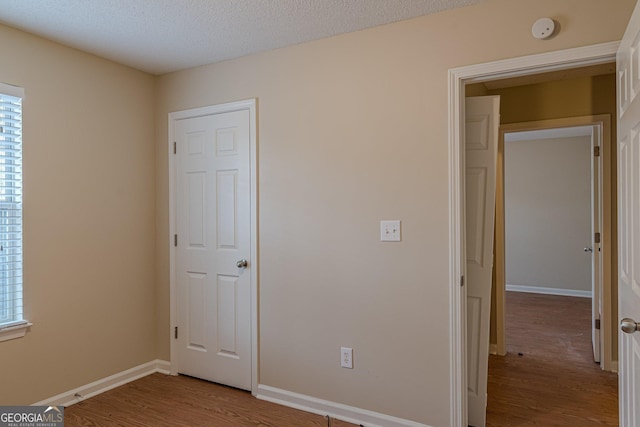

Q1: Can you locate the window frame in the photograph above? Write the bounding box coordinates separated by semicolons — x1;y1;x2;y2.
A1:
0;82;30;342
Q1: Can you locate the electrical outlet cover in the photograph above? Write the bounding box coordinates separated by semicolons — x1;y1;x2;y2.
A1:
340;347;353;369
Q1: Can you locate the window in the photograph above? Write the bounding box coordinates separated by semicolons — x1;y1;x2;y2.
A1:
0;83;28;342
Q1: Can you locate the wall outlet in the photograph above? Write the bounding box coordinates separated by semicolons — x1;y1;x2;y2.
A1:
341;347;353;369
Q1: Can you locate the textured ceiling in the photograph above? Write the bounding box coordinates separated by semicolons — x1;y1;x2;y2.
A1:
0;0;481;75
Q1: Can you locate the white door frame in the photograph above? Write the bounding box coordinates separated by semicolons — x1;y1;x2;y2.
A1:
448;42;619;426
168;99;259;394
494;117;612;371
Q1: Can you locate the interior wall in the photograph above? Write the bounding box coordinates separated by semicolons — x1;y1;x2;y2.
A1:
0;24;157;404
504;135;592;293
485;73;619;362
156;1;634;425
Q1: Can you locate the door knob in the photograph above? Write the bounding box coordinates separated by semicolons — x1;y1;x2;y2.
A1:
584;247;593;253
620;318;640;334
236;259;248;268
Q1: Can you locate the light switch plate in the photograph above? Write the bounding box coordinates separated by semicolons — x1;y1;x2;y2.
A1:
341;347;353;369
380;220;401;242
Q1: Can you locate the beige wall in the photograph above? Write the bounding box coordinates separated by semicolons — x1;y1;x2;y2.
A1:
0;0;633;424
156;1;634;425
504;135;592;292
0;25;156;404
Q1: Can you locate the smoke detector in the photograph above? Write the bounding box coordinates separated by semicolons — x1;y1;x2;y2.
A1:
532;17;555;40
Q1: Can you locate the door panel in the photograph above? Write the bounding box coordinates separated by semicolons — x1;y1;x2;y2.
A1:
187;272;207;350
617;3;640;424
187;172;206;246
466;295;482;395
175;109;252;391
466;96;500;427
217;171;238;248
217;274;240;356
466;167;488;266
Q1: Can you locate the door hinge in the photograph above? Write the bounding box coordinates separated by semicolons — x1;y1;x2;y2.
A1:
174;326;178;339
173;141;177;154
174;234;178;247
460;275;465;287
594;146;600;157
595;319;601;330
595;232;601;244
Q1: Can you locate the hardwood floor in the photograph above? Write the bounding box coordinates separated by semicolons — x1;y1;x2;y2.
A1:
486;292;618;426
65;373;357;426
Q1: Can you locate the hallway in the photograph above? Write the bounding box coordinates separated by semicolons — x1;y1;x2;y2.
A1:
486;292;618;426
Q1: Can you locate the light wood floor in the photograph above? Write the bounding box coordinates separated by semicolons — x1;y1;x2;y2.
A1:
65;373;358;426
486;292;618;426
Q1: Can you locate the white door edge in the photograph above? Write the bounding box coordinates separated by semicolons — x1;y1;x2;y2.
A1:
447;42;619;427
168;99;259;394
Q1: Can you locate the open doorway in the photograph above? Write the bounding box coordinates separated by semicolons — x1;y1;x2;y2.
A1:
485;123;618;423
448;42;624;426
493;120;612;368
467;70;617;421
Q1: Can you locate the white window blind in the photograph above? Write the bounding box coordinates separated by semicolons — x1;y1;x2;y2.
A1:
0;84;23;328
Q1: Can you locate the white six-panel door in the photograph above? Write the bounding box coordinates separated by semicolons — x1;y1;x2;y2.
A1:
617;3;640;425
466;96;500;427
174;107;252;390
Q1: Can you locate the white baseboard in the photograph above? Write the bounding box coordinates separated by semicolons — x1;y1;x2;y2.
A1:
506;284;592;298
155;359;171;375
33;359;171;407
256;384;431;427
611;360;619;373
489;343;497;355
